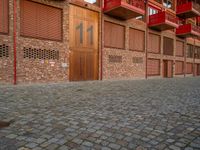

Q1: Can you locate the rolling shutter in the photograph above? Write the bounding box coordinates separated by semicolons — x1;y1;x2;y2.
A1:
0;0;9;34
129;28;144;51
104;21;125;49
147;59;160;76
186;63;193;74
163;37;174;56
176;40;184;57
20;0;62;41
148;33;160;53
175;61;184;75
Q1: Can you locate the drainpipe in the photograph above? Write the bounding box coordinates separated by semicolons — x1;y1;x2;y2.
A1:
100;0;103;80
193;38;196;76
13;0;17;85
145;0;149;79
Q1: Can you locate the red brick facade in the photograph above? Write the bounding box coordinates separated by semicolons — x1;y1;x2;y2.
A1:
0;0;200;84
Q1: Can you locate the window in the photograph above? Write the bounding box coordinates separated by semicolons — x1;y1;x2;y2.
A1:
148;7;159;16
163;37;174;56
147;59;160;76
104;21;125;49
187;44;194;58
129;28;145;52
84;0;96;3
148;33;160;54
84;0;99;5
0;0;9;34
163;0;174;10
176;40;184;57
20;0;62;41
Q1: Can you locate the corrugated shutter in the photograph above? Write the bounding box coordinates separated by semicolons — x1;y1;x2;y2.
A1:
20;0;62;41
104;21;125;49
129;28;144;51
147;59;160;76
163;37;174;56
148;33;160;53
176;40;184;57
175;61;184;75
186;63;193;74
0;0;9;34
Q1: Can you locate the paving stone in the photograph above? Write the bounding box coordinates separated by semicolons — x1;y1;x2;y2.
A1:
0;78;200;149
82;141;93;147
25;143;38;149
108;143;121;150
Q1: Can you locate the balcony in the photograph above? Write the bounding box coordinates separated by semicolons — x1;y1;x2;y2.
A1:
103;0;145;20
148;11;179;31
176;24;200;37
176;1;200;18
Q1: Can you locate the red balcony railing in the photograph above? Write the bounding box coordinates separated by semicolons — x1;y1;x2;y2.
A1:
104;0;145;20
176;24;200;37
148;11;179;31
177;1;200;18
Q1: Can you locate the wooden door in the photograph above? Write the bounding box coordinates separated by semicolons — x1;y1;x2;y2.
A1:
163;60;173;78
69;5;99;81
194;64;200;76
163;60;168;78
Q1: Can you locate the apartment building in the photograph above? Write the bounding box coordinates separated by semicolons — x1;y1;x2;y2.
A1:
0;0;200;84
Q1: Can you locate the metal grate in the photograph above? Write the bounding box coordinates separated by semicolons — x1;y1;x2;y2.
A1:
109;55;122;63
133;57;143;63
0;44;9;58
23;47;59;60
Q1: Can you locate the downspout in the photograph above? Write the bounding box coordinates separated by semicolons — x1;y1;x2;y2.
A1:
100;0;103;80
13;0;17;85
145;0;149;79
193;38;196;76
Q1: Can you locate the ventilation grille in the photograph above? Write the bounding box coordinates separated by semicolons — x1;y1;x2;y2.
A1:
23;47;59;60
0;44;9;58
109;55;122;63
133;57;143;63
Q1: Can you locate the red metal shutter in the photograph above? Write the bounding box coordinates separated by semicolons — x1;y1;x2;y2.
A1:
176;40;184;57
0;0;9;34
148;33;160;53
147;59;160;76
20;0;62;41
175;61;184;75
129;28;144;51
104;21;125;49
186;63;193;74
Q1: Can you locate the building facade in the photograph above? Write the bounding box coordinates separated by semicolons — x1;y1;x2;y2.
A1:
0;0;200;84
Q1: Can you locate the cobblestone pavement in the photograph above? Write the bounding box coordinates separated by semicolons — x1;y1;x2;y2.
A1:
0;77;200;150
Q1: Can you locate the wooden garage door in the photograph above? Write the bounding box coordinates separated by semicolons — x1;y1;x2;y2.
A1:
175;61;184;75
69;5;98;81
186;63;193;74
147;59;160;76
0;0;9;34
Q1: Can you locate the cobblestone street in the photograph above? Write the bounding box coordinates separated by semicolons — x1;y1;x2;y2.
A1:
0;78;200;150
